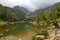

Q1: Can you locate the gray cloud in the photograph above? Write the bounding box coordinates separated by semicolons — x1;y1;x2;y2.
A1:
0;0;60;12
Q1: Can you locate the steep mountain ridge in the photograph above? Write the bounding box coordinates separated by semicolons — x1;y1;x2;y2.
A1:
14;6;31;16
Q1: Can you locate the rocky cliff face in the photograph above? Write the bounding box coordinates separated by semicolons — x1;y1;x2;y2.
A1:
44;23;60;40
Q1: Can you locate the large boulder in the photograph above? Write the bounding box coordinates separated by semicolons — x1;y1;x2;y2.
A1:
36;35;45;40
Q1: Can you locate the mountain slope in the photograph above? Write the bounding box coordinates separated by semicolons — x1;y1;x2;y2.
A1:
14;6;31;16
0;4;26;21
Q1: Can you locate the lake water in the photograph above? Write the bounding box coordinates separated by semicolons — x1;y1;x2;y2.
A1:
0;22;38;40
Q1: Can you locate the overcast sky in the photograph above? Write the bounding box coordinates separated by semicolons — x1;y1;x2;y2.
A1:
0;0;60;12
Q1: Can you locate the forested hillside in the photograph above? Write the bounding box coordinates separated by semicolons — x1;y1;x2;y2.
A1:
0;4;26;22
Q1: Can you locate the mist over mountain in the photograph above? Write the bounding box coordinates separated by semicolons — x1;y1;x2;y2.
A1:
0;2;60;21
0;1;60;40
0;0;60;12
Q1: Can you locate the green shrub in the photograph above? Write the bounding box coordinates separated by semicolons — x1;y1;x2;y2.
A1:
37;30;49;37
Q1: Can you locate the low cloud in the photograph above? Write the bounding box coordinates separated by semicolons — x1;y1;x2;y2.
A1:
0;0;60;12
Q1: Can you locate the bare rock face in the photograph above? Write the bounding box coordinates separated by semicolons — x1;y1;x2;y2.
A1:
53;36;60;40
45;27;60;40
